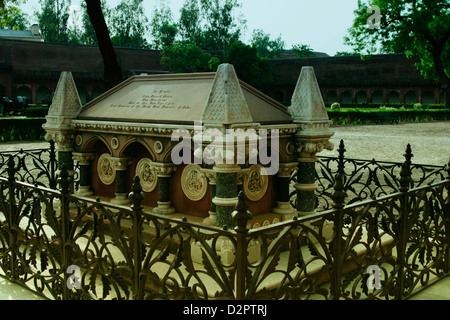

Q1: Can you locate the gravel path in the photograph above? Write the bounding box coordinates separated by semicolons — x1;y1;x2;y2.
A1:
1;121;449;166
322;121;450;166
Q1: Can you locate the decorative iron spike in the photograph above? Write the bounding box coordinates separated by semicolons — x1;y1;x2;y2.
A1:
128;176;145;212
6;155;15;180
232;191;252;234
332;140;347;210
58;164;71;194
399;144;413;192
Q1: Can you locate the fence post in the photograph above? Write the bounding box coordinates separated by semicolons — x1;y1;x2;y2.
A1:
232;191;252;300
446;158;450;274
331;140;347;300
6;156;17;280
49;140;57;190
128;176;145;300
58;165;72;299
397;144;413;300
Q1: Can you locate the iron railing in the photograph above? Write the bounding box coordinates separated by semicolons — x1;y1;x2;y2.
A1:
0;142;449;300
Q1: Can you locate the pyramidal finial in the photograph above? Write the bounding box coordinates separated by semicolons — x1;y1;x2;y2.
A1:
289;66;329;123
201;63;253;125
47;71;82;118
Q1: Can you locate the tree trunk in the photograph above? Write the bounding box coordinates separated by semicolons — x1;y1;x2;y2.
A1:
85;0;123;90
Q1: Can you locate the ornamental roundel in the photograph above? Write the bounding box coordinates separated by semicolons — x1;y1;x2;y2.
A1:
181;164;207;202
98;153;115;185
135;158;157;192
244;165;268;202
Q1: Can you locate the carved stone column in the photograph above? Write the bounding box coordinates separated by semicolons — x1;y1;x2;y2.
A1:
110;157;132;205
152;163;177;214
72;152;95;196
42;72;83;193
201;168;217;225
273;162;298;220
212;164;241;228
288;66;334;216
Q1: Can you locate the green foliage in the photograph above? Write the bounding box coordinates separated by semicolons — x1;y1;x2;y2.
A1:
0;3;29;30
161;41;211;73
36;0;71;43
24;106;50;118
291;44;314;58
0;118;46;141
345;0;450;107
225;41;272;87
109;0;150;48
150;1;177;50
327;108;450;125
251;29;285;59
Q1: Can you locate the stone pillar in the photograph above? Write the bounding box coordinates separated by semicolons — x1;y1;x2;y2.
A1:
110;157;132;205
273;162;298;220
72;152;95;196
201;168;217;225
42;71;83;193
295;150;319;216
152;163;177;214
212;164;240;228
288;66;335;216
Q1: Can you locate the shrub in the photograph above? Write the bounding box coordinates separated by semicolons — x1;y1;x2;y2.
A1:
24;106;49;118
0;118;46;141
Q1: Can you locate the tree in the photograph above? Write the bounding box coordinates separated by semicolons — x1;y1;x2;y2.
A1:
251;29;285;59
0;3;29;30
198;0;246;53
345;0;450;107
291;44;314;58
84;0;123;89
150;1;177;50
178;0;202;44
225;41;272;87
109;0;150;48
161;41;211;73
36;0;71;43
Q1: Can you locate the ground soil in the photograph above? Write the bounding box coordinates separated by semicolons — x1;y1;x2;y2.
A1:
0;120;449;166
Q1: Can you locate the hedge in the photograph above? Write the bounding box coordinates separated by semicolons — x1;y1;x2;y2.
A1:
328;109;450;125
0;118;47;142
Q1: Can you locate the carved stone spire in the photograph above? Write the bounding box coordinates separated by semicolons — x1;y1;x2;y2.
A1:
42;71;83;151
201;63;253;126
289;66;330;123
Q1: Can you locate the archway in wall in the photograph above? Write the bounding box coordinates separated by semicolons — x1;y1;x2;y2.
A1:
341;91;352;104
388;91;400;104
0;85;5;97
371;90;383;104
404;91;417;104
356;91;367;104
91;87;104;100
16;86;31;100
326;90;337;104
421;91;435;104
78;88;88;104
37;86;52;104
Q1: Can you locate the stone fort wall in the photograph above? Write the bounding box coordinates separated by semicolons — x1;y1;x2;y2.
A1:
0;39;444;105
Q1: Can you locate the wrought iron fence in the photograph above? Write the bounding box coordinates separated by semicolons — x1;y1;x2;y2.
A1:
290;141;449;211
0;143;448;300
0;140;58;189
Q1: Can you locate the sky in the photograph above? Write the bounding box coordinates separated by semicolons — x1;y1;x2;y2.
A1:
22;0;359;56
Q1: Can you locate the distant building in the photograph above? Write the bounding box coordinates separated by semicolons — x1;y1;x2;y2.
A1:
0;37;444;106
0;24;43;42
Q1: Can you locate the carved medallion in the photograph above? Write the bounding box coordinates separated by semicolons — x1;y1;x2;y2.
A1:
98;153;115;185
244;165;268;201
136;158;157;192
181;164;207;201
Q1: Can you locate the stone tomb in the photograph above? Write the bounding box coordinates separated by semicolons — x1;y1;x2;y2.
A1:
43;64;334;229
